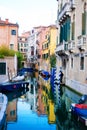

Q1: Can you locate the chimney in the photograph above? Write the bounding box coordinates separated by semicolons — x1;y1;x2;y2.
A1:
5;18;9;24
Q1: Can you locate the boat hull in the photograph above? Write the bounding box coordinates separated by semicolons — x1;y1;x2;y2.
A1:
0;81;29;92
39;70;50;80
71;103;87;118
0;93;8;130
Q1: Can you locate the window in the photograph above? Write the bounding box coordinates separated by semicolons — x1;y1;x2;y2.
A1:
71;58;73;68
10;44;14;50
24;49;27;52
80;57;84;70
0;63;6;75
11;30;16;35
21;43;23;47
10;110;15;116
62;59;66;70
82;3;86;35
31;46;34;55
21;48;23;52
24;44;26;47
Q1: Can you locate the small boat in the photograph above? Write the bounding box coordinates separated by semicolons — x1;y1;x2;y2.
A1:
39;70;50;80
0;93;8;130
18;67;34;75
0;80;29;92
71;103;87;117
71;95;87;126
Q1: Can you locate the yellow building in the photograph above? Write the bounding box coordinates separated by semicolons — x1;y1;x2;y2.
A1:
42;25;57;71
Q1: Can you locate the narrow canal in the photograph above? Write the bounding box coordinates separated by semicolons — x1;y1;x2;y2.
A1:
3;72;87;130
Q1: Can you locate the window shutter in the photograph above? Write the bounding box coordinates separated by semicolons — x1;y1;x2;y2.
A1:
72;22;75;40
82;12;86;35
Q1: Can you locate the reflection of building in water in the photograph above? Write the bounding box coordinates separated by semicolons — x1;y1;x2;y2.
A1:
48;100;56;124
37;85;46;116
26;78;37;112
6;99;17;122
39;79;56;124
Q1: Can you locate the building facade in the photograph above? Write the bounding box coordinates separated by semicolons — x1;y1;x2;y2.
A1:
27;29;38;67
42;25;57;72
56;0;87;94
0;18;19;51
0;55;17;82
18;31;30;67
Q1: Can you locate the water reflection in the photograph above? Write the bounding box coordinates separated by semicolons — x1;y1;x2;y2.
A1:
6;75;56;130
55;86;87;130
6;88;29;123
4;72;87;130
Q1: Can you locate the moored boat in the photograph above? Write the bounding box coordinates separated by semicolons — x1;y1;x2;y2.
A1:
0;80;29;92
0;93;8;129
11;75;25;82
71;103;87;117
71;95;87;126
39;70;50;80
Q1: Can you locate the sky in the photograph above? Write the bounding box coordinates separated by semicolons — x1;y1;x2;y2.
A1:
0;0;58;35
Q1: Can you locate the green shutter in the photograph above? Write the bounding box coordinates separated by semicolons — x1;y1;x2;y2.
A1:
60;26;63;43
82;12;86;35
67;18;70;41
64;22;67;41
72;22;75;40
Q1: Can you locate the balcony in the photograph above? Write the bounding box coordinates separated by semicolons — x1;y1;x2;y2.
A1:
29;56;37;64
68;40;75;53
77;35;87;50
55;41;68;56
70;0;76;10
58;3;71;22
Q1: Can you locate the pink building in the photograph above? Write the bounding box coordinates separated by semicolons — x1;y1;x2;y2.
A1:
0;18;19;51
34;26;50;70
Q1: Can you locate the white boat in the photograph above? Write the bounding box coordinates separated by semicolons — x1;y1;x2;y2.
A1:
11;75;25;82
0;93;8;129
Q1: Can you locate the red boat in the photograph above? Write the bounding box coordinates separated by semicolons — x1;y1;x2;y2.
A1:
71;103;87;117
71;95;87;119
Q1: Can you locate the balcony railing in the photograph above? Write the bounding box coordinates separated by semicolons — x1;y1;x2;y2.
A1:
77;35;87;50
58;3;70;21
70;0;76;9
68;40;75;51
29;56;38;63
56;41;68;53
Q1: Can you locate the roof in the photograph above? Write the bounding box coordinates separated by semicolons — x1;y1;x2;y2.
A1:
0;18;19;27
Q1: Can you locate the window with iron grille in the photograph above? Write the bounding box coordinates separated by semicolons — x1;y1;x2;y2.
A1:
0;63;6;75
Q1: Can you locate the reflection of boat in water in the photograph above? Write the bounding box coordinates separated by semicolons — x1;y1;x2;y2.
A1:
0;93;8;130
5;87;29;101
0;80;29;92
